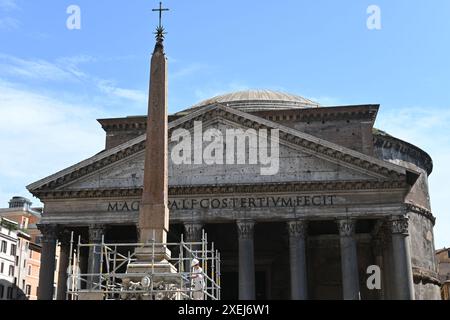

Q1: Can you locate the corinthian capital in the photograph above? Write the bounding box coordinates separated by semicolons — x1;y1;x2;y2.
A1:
88;225;105;243
288;220;308;238
237;220;255;240
390;216;409;235
184;222;203;242
37;224;58;243
338;219;356;237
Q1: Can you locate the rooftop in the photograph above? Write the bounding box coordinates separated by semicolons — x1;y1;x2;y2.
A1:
177;89;321;115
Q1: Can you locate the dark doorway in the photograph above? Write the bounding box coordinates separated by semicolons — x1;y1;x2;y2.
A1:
203;224;238;300
255;271;267;300
221;272;238;300
105;225;137;243
254;222;289;300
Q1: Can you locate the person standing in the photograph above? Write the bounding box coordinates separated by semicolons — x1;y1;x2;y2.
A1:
191;259;205;300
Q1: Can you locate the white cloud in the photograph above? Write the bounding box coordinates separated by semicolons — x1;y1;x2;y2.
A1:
0;80;106;206
0;53;78;81
0;0;19;11
0;16;19;30
0;0;20;32
56;54;97;67
376;106;450;248
97;80;147;104
0;53;147;105
170;63;211;81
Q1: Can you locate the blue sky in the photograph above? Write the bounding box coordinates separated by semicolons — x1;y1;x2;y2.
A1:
0;0;449;247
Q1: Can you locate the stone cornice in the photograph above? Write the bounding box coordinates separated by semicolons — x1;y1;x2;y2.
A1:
405;203;436;225
33;180;407;200
100;120;146;132
412;266;441;286
98;115;181;132
252;104;379;124
101;106;379;132
373;133;433;175
28;105;412;195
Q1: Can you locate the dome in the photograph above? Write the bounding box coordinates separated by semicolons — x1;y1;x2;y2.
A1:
181;89;321;114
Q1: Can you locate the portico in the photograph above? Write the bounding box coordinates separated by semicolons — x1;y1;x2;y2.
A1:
35;192;416;300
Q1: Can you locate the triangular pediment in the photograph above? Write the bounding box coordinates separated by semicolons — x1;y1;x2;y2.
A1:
27;104;415;196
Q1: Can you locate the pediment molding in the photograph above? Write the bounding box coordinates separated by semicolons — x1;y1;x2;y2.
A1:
28;104;415;195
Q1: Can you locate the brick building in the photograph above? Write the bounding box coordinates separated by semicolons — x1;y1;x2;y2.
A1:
0;197;59;300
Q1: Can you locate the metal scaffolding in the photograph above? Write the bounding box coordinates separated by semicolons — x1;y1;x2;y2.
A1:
66;230;221;300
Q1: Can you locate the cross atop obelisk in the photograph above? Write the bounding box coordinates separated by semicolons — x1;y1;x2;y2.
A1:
152;1;169;29
152;2;169;42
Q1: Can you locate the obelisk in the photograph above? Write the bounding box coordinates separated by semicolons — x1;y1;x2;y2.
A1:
132;3;173;266
139;27;169;248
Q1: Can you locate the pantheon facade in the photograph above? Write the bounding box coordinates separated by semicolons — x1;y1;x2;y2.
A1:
27;90;441;300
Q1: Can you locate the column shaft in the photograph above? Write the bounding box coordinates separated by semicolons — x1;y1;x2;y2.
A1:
79;245;89;290
56;232;71;300
372;237;384;300
379;224;394;300
237;221;255;300
390;216;415;300
338;219;360;300
288;220;308;300
37;225;58;300
87;225;105;289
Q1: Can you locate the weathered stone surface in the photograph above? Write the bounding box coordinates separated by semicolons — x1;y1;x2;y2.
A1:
64;122;383;191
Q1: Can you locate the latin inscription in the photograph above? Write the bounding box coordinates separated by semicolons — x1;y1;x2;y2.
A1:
107;195;336;212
